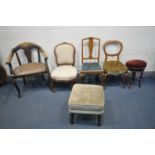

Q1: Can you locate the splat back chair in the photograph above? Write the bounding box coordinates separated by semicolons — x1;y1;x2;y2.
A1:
81;37;104;85
50;42;77;92
103;40;128;87
82;37;100;65
6;42;49;97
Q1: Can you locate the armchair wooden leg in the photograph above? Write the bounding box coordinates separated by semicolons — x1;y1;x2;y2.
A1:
42;75;45;81
23;77;26;85
48;73;51;84
97;115;101;126
70;113;75;124
12;79;21;98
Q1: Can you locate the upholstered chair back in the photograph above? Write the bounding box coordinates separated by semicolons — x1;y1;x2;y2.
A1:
103;40;123;62
54;42;75;66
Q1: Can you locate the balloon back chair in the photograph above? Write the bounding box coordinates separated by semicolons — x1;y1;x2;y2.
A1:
103;40;128;87
50;42;77;92
6;42;50;97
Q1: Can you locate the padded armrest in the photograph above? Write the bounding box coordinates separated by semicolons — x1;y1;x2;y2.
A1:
6;50;14;64
40;48;48;59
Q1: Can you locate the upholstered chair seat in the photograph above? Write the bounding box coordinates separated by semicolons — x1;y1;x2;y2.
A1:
6;42;49;97
14;63;47;76
50;42;77;91
103;60;128;75
51;65;77;81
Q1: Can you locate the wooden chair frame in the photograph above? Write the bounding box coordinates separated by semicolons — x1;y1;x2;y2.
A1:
6;42;50;98
82;37;100;63
80;37;104;85
50;42;77;92
103;40;123;62
103;40;129;88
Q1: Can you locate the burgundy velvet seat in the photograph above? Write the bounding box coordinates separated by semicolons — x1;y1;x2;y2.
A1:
126;59;147;69
126;59;147;87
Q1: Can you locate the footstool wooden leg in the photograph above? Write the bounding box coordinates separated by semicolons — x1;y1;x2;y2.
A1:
97;115;101;126
70;113;75;124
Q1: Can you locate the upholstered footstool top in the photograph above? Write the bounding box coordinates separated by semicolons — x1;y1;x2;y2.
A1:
68;84;105;115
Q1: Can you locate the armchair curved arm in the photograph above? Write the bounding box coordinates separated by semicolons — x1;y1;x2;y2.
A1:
5;50;15;75
6;50;14;64
39;47;48;60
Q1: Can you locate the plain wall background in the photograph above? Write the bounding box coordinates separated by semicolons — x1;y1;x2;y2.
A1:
0;26;155;74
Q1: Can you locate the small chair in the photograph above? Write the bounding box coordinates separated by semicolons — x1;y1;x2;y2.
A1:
80;37;104;85
126;59;147;87
103;40;128;87
50;42;77;91
6;42;50;97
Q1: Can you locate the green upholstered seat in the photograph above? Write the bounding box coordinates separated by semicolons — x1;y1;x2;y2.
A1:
103;61;128;75
82;62;101;71
68;84;105;114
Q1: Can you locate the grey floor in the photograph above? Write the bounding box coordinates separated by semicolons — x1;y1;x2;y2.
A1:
0;73;155;129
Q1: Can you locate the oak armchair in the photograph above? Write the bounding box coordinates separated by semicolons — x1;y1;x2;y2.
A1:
6;42;50;97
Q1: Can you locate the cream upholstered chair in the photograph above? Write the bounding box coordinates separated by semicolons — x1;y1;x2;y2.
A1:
50;42;77;91
6;42;50;97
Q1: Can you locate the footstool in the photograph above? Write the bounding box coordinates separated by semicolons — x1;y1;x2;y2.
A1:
68;84;105;126
126;59;147;87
